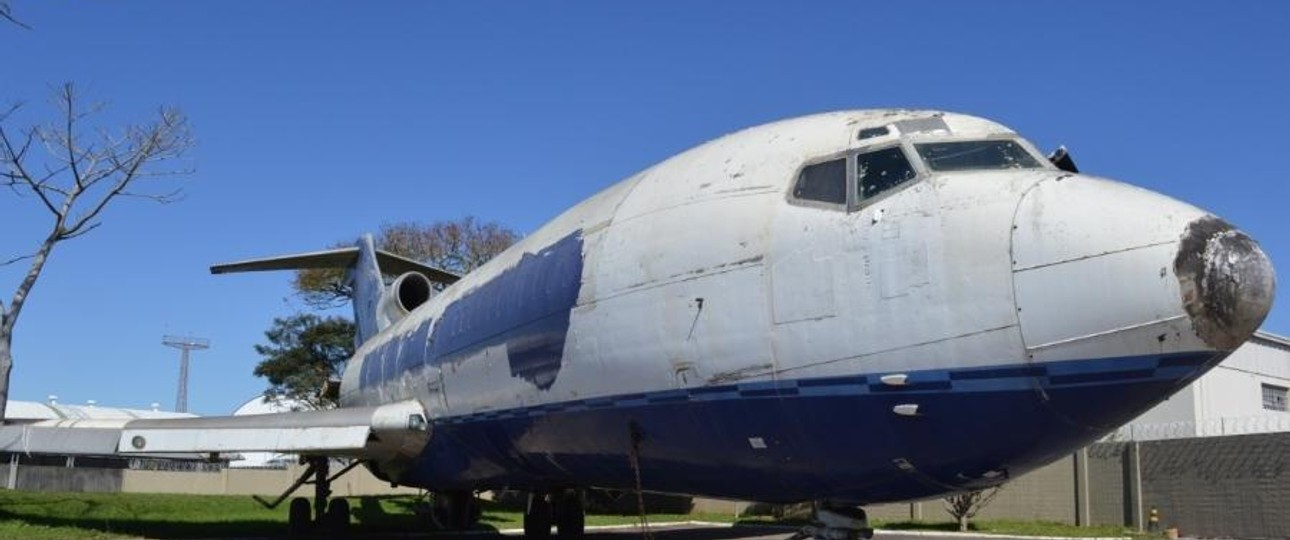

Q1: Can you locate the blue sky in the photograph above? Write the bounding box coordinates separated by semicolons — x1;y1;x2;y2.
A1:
2;2;1287;415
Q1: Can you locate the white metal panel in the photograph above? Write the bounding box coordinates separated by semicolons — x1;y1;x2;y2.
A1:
579;265;774;389
771;250;837;324
1014;244;1185;350
1011;176;1206;271
768;169;1034;377
1009;175;1216;359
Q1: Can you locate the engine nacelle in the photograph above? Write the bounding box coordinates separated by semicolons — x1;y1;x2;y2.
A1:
378;271;433;326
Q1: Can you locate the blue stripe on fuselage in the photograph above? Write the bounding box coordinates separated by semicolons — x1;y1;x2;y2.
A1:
360;232;584;391
432;350;1214;424
400;350;1222;503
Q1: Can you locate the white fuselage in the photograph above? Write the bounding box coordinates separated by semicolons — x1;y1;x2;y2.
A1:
335;110;1273;503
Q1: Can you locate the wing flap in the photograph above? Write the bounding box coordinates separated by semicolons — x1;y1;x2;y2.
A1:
118;425;371;455
117;400;429;460
2;401;429;462
0;421;125;456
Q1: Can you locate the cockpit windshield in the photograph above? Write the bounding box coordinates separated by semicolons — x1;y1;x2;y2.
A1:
914;140;1043;172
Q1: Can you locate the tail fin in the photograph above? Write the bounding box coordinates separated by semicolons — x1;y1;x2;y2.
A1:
349;235;385;344
211;234;460;346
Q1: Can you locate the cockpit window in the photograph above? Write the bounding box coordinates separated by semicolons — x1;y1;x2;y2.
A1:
914;140;1042;171
857;146;917;200
793;158;847;205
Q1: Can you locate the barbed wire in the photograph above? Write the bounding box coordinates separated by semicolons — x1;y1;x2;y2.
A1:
1105;414;1290;442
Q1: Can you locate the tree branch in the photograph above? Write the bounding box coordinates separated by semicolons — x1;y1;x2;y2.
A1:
61;85;85;190
0;123;61;218
0;1;30;30
0;253;35;267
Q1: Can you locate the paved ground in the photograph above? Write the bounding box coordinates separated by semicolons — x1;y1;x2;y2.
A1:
190;523;1129;540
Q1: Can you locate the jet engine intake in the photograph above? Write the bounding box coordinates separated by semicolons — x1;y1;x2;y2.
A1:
380;271;433;324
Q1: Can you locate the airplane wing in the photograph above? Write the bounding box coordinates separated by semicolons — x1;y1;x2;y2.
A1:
116;400;430;461
0;419;204;459
0;400;429;463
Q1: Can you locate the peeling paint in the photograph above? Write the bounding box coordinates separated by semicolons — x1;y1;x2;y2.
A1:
1175;216;1276;350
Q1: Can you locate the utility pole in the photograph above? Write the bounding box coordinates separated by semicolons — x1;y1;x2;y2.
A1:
162;335;209;413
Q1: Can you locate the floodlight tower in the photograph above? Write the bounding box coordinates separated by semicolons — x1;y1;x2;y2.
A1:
162;335;210;413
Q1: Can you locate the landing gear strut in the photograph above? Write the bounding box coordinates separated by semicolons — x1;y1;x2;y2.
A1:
431;490;482;530
524;489;585;540
787;503;873;540
252;456;359;539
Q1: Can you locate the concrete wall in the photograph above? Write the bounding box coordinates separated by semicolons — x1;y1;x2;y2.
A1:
1140;432;1290;539
1085;443;1129;526
119;464;420;497
3;465;123;493
851;455;1077;525
3;462;419;497
978;455;1076;523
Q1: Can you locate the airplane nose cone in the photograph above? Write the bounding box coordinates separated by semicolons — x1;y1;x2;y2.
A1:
1175;216;1276;350
1010;175;1274;359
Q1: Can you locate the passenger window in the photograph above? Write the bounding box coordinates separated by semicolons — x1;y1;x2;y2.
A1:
857;146;916;200
793;158;847;205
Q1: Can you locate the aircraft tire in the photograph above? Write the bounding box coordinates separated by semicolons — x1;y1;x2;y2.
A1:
326;497;351;537
287;497;311;539
434;490;478;529
555;490;586;540
524;493;553;539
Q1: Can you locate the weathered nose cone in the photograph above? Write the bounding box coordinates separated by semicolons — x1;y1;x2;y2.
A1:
1175;216;1276;350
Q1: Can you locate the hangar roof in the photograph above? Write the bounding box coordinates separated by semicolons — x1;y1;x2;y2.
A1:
1253;330;1290;350
5;400;195;422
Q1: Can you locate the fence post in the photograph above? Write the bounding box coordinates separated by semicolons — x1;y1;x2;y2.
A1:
1074;448;1090;526
6;454;16;490
1126;441;1143;531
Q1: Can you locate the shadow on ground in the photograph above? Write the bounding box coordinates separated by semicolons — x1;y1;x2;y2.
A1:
0;494;501;539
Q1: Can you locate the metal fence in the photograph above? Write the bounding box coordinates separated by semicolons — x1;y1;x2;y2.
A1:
1106;414;1290;441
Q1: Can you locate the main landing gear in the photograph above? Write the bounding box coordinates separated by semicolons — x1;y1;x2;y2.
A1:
252;456;360;539
524;489;586;540
787;503;873;540
430;490;482;530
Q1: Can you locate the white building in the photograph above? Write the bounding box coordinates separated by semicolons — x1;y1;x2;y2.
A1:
226;395;311;468
1112;331;1290;440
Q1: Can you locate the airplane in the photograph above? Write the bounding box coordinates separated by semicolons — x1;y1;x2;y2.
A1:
6;109;1277;540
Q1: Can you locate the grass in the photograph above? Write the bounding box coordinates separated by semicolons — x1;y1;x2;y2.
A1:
0;490;733;540
873;519;1144;538
0;490;291;539
0;490;1158;540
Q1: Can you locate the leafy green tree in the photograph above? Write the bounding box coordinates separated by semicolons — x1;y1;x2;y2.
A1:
253;314;355;409
293;217;519;309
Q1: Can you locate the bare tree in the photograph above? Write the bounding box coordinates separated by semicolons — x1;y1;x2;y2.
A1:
943;487;1002;531
0;84;193;420
0;1;30;29
293;217;519;309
